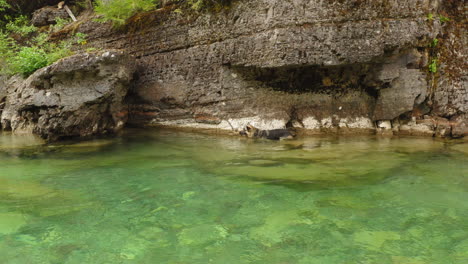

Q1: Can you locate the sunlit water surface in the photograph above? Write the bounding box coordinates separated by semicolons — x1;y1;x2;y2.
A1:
0;129;467;264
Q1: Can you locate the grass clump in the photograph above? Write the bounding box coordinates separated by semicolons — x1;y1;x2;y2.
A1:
94;0;160;26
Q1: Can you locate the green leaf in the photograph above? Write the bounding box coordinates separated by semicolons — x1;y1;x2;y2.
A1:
439;15;450;23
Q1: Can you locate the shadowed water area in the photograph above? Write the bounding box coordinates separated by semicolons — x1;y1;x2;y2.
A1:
0;129;467;264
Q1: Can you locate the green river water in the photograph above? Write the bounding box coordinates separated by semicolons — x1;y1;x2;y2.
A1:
0;129;467;264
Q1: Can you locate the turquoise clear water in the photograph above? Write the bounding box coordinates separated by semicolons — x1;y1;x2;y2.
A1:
0;129;467;264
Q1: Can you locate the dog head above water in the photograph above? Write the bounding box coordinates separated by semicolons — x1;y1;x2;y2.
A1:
239;124;259;138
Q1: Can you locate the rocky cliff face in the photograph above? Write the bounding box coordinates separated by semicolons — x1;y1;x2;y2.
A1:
76;0;466;137
2;0;467;140
0;50;135;141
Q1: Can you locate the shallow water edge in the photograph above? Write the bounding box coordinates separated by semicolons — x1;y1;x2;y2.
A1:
0;128;467;264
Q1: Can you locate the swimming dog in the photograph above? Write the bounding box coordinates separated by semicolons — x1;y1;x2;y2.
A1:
239;125;296;140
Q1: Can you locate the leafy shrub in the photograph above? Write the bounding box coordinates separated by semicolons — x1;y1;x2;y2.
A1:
74;32;87;45
94;0;159;26
0;31;15;55
0;0;9;11
7;37;74;76
9;46;49;75
0;31;14;71
5;15;37;36
0;16;79;76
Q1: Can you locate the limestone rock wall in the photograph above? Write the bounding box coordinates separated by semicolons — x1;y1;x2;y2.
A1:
431;1;467;137
3;0;466;139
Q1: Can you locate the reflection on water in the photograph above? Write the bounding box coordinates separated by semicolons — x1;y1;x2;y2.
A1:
0;129;467;264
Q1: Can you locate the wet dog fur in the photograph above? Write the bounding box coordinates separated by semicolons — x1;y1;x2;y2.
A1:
239;125;295;140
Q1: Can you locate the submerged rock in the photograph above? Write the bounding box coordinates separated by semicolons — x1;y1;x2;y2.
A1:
353;230;401;252
0;212;28;235
1;50;136;141
451;143;468;155
0;132;44;150
451;115;468;138
178;224;228;246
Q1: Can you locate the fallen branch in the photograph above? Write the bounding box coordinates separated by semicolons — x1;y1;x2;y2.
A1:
63;5;77;22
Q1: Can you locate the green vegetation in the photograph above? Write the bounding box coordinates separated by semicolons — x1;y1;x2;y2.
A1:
0;0;225;76
10;46;50;76
427;13;450;24
187;0;205;10
1;33;74;76
427;13;434;21
428;58;437;73
0;31;14;69
86;47;97;52
51;17;72;32
187;0;232;10
439;15;450;23
93;0;232;26
5;15;36;36
74;32;88;45
426;13;449;75
0;0;98;77
188;0;232;10
428;38;439;74
0;0;9;11
0;15;86;76
93;0;160;26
